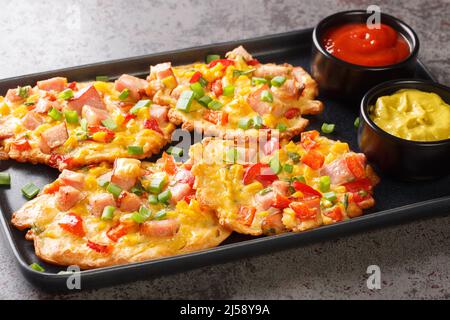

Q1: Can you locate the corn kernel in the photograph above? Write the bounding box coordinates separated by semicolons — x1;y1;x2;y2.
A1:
92;131;107;142
162;75;178;90
12;105;28;118
0;103;10;116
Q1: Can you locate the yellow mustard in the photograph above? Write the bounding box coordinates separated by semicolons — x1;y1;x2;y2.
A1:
370;89;450;142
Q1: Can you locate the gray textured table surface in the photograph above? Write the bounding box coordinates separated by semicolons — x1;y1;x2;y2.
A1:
0;0;449;299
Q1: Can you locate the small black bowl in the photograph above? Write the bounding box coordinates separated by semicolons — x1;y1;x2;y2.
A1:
311;10;420;100
358;79;450;180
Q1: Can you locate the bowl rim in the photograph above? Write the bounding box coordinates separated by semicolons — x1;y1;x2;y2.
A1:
312;10;420;70
360;79;450;146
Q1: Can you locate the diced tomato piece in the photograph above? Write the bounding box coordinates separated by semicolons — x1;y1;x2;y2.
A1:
243;163;277;186
263;138;280;155
124;113;136;123
301;149;324;169
67;81;78;90
59;213;85;237
284;108;300;119
143;118;163;135
189;71;202;83
106;224;129;242
44;91;57;101
324;206;343;222
247;59;260;66
203;109;228;125
162;152;177;175
352;191;371;204
211;79;223;96
237;206;256;226
12;138;31;151
208;59;234;68
343;178;372;193
272;193;291;209
292;181;322;198
87;240;112;254
345;154;366;179
88;125;115;143
289;202;317;221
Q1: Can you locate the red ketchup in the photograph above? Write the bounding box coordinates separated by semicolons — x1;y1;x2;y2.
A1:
323;23;410;67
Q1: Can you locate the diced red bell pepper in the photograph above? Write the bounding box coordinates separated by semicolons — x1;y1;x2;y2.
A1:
43;180;62;194
162;152;177;175
284;108;300;119
272;193;291;209
246;59;260;66
343;178;372;193
12;138;31;151
292;181;322;198
67;81;78;91
237;205;256;226
143;118;163;135
124;113;136;123
243;163;278;186
208;59;234;68
189;71;202;83
301;149;324;169
289;202;317;221
203;109;228;125
88;125;115;143
211;79;223;97
345;154;366;179
324;206;343;222
48;153;74;169
183;194;195;204
106;223;129;242
44;91;57;101
59;212;85;237
300;130;319;151
87;240;112;254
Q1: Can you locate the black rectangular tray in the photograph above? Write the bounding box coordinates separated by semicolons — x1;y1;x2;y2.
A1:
1;28;449;291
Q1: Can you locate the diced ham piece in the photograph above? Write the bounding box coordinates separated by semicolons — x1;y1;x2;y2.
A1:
226;45;253;61
169;183;192;204
40;122;68;150
37;77;67;92
111;158;142;191
114;74;147;101
82;105;109;126
149;104;168;125
21;111;43;130
140;219;180;237
5;88;24;102
35;98;60;114
118;191;142;212
321;154;366;185
173;169;195;187
272;180;290;196
271;79;303;100
55;186;83;211
247;84;272;115
253;64;290;78
254;191;275;211
59;169;85;190
89;193;116;217
150;62;174;80
262;211;285;234
67;85;105;114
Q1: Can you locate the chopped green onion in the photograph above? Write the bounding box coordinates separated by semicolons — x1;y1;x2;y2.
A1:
222;85;235;97
252;77;268;85
276;123;287;132
127;145;144;155
24;101;36;106
260;90;273;103
253;115;263;129
321;123;335;134
167;146;183;157
354;117;360;128
323;191;337;202
96;75;109;82
48;107;63;121
198;77;208;88
17;86;30;98
107;183;122;198
154;209;167;220
206;54;220;64
258;187;273;195
233;69;255;77
21;183;40;200
148;174;167;194
130;99;151;115
0;172;11;186
118;88;130;100
132;206;152;224
131;181;144;196
283;164;293;173
30;263;45;272
269;157;282;175
157;189;172;204
288;152;300;163
207;100;223;110
198;95;213;107
238;117;254;130
319;176;331;192
148;194;158;205
101;118;117;131
359;190;368;197
64;110;79;124
343;193;349;209
291;175;306;184
190;82;205;99
176;90;195;112
58;89;74;100
271;76;287;87
101;206;116;221
226;148;238;163
80;118;88;131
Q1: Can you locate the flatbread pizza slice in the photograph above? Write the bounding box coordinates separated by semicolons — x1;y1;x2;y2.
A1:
0;75;175;170
144;46;323;139
12;155;231;269
190;132;379;236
